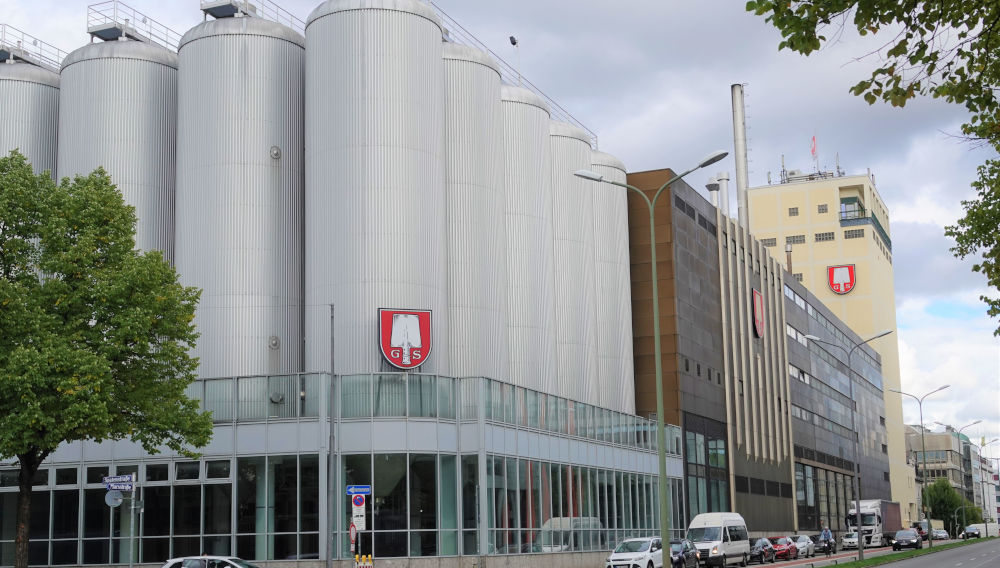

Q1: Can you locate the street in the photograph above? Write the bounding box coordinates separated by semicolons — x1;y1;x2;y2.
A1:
768;538;999;568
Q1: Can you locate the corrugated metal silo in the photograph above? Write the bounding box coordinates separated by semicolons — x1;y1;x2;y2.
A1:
175;17;305;379
0;62;59;176
443;43;508;381
305;0;449;375
591;150;635;413
500;85;557;393
58;40;178;260
550;121;597;403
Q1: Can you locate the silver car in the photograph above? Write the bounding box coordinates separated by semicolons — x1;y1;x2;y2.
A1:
791;535;815;558
606;537;664;568
841;532;859;550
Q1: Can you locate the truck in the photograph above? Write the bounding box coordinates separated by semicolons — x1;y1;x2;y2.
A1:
846;499;902;546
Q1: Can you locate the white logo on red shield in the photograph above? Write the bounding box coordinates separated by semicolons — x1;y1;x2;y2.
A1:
827;264;856;295
379;309;432;369
752;289;764;338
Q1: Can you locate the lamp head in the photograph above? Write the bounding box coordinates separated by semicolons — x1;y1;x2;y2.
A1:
868;329;894;340
574;169;604;182
804;334;820;341
698;150;729;169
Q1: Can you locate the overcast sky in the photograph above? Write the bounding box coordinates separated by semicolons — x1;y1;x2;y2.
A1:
7;0;998;458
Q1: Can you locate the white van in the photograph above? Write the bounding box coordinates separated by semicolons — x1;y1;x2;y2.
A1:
686;512;750;567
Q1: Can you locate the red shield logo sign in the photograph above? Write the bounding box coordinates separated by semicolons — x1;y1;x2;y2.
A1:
379;309;432;369
752;289;764;338
828;265;856;295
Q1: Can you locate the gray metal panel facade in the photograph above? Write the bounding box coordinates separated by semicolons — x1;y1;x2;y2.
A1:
57;40;178;261
0;62;59;177
442;43;508;381
175;18;305;378
549;121;597;402
305;0;449;375
591;151;635;413
500;86;557;394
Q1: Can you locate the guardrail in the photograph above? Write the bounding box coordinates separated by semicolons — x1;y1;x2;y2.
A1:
202;0;305;35
87;0;181;51
0;23;65;71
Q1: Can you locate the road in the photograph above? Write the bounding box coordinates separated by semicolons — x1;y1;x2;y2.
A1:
762;538;999;568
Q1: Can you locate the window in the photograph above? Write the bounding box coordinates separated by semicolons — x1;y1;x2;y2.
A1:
788;207;799;216
845;229;865;239
879;416;886;426
883;471;890;482
818;204;828;213
794;273;803;281
761;238;777;247
815;232;834;242
786;234;805;244
882;444;888;454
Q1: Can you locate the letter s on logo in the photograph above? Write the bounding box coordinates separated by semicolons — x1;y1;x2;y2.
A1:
412;349;422;360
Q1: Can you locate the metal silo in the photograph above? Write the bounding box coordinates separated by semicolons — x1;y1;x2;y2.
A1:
591;150;635;413
58;39;178;260
305;0;448;375
549;121;597;403
500;85;557;394
443;43;507;381
0;61;59;176
175;16;304;379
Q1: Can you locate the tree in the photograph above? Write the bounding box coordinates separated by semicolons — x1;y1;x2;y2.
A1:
0;151;213;568
746;0;1000;335
922;478;982;536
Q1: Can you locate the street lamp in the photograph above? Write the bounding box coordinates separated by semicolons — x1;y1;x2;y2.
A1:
575;149;728;543
804;329;893;560
889;385;951;547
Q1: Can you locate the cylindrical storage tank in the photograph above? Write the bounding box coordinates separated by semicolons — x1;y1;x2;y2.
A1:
550;121;597;403
500;85;557;393
58;40;178;260
0;62;59;176
175;17;305;379
305;0;448;375
590;150;635;413
443;43;508;381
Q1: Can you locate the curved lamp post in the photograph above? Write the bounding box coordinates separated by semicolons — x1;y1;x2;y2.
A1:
805;329;893;560
889;385;951;547
575;149;727;543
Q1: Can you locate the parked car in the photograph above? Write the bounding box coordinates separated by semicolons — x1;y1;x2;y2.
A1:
767;536;799;560
931;529;949;540
670;539;699;568
791;535;814;558
161;558;260;568
606;537;664;568
841;532;859;550
961;525;981;539
748;538;776;564
892;529;922;551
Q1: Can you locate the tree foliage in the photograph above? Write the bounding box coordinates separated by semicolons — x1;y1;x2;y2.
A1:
923;478;982;536
746;0;1000;335
0;151;212;568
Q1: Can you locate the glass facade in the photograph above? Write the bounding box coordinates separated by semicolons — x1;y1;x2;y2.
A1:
1;373;682;565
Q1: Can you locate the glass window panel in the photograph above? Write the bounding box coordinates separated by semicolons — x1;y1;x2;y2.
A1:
55;468;77;485
440;455;457;530
300;454;319;532
461;455;478;532
202;535;231;556
82;538;110;565
270;533;296;560
206;460;230;479
144;486;171;536
175;462;200;480
460;377;479;420
410;530;437;556
204;378;234;421
204;484;232;534
408;375;437;418
269;455;297;533
84;489;110;538
146;464;168;482
86;467;109;485
301;374;321;417
52;489;79;539
300;533;319;559
28;490;48;539
374;454;407;531
237;456;266;535
462;530;478;556
141;537;168;563
438;376;455;419
409;454;437;530
375;531;407;558
52;539;77;565
237;375;268;420
374;374;406;417
174;485;201;535
341;374;371;418
236;535;257;561
505;457;519;542
267;374;298;419
440;530;458;556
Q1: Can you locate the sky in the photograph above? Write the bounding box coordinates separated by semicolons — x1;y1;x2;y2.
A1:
5;0;998;459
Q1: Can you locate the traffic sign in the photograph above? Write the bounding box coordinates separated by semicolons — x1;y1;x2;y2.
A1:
352;494;365;507
106;482;134;491
103;474;135;484
105;490;123;507
349;522;357;554
352;492;366;530
346;484;371;495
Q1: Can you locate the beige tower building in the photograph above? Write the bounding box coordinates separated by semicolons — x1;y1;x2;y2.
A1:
747;170;919;526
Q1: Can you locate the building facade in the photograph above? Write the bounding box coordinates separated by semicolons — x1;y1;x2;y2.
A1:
748;171;916;527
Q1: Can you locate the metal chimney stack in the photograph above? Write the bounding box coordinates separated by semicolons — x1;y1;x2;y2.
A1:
731;84;750;229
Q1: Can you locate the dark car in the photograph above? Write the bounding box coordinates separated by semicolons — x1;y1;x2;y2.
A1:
748;538;775;564
670;538;699;568
961;526;981;539
768;536;799;560
892;529;922;551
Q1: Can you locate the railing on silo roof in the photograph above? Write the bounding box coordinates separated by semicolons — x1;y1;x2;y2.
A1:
427;1;599;149
86;0;181;51
0;23;66;72
200;0;306;35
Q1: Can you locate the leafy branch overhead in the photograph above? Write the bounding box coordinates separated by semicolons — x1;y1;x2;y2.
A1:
747;0;1000;335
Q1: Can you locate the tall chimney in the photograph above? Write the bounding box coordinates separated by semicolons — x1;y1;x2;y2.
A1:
731;84;750;229
717;171;731;218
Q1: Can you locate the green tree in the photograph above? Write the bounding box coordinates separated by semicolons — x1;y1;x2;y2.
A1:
746;0;1000;335
0;151;212;568
922;478;982;536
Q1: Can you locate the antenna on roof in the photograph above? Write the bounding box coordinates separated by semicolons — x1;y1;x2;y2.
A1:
509;35;521;86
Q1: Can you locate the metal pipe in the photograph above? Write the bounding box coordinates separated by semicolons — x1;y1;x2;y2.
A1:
731;84;750;229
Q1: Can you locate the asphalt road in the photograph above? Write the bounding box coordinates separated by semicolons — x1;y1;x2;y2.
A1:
765;538;998;568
